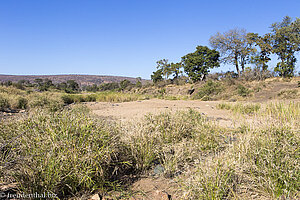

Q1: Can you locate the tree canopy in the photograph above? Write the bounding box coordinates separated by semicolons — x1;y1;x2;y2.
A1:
182;45;220;82
209;28;256;77
271;16;300;77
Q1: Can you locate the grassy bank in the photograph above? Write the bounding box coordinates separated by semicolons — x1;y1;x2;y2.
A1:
1;101;299;199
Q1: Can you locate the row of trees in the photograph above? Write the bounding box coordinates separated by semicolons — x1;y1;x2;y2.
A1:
151;16;300;83
1;78;142;93
0;78;81;93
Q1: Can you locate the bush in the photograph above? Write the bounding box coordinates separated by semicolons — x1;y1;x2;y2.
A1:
237;84;250;97
17;97;28;109
277;89;298;99
0;96;10;111
193;80;222;100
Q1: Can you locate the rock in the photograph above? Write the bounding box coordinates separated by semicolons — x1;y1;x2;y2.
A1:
187;89;195;95
102;196;114;200
154;164;165;175
155;190;171;200
88;194;101;200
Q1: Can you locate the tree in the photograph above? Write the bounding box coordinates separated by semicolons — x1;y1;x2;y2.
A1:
151;69;163;83
169;62;183;80
156;59;172;80
65;80;79;93
209;28;256;77
248;33;272;71
120;79;132;90
271;16;300;77
135;77;142;88
181;45;220;82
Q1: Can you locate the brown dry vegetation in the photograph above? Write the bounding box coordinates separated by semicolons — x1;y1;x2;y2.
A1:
0;77;299;200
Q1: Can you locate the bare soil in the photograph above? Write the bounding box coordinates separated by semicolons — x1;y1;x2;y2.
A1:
86;99;235;128
86;99;238;200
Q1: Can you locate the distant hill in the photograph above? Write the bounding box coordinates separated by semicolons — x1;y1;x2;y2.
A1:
0;74;149;86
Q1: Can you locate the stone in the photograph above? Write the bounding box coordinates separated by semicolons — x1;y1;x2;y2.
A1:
88;194;100;200
155;190;171;200
154;164;165;175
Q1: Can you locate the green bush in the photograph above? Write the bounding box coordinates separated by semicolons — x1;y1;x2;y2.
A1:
237;84;250;97
0;96;10;111
17;97;28;109
61;94;75;104
193;80;222;100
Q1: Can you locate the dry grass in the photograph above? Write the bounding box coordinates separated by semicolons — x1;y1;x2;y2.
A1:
0;84;299;199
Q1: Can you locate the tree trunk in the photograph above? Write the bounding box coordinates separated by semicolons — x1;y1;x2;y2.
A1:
235;55;240;77
241;56;245;72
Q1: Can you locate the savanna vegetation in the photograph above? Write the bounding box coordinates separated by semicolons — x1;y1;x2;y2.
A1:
0;16;299;200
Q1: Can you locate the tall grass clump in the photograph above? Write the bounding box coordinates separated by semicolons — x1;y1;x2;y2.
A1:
230;126;300;199
181;161;237;200
28;92;64;112
263;102;300;126
61;92;149;104
123;109;229;176
0;106;132;198
217;102;261;115
95;91;147;102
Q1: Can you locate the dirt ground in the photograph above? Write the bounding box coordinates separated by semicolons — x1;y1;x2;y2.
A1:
85;99;240;200
86;99;236;128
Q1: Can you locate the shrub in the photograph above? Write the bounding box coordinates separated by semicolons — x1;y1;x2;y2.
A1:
193;80;222;100
277;89;298;99
61;94;75;104
17;97;28;109
0;96;10;111
237;84;250;97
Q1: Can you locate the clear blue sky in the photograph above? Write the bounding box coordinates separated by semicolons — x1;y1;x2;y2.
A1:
0;0;299;79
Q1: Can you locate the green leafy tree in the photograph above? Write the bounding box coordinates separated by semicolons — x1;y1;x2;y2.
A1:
135;77;142;88
156;59;172;80
65;80;80;93
151;69;163;83
120;79;132;90
99;83;120;91
181;45;220;82
169;62;183;80
248;33;272;71
210;28;256;77
271;16;300;77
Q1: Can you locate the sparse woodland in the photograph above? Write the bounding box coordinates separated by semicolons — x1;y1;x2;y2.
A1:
0;16;299;200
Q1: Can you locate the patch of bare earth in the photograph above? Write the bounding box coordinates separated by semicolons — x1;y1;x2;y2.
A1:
85;99;237;199
86;99;234;128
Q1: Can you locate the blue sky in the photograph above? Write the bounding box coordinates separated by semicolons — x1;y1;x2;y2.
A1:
0;0;299;79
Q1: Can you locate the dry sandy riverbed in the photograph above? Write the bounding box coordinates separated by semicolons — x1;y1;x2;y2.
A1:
85;99;237;128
